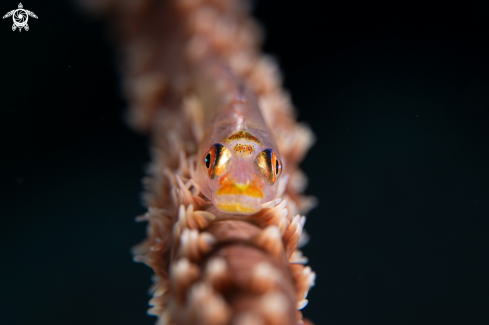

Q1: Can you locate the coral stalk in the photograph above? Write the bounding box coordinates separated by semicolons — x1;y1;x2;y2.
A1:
79;0;316;324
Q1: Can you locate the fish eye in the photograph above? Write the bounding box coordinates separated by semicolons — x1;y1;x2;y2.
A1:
205;153;211;168
254;148;282;185
203;143;231;179
275;158;282;177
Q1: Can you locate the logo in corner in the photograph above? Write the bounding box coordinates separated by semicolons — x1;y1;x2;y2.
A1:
3;3;37;32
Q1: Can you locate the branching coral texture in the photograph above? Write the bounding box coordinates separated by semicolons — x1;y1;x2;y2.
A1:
80;0;316;324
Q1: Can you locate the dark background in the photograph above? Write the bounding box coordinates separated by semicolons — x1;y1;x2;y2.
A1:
1;1;488;324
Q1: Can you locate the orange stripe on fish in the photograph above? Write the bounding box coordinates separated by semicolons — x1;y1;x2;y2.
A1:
216;183;264;198
225;130;262;145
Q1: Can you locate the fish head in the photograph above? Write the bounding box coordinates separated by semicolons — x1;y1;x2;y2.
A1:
196;131;283;215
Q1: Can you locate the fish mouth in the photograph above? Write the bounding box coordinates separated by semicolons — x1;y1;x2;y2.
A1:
214;183;264;214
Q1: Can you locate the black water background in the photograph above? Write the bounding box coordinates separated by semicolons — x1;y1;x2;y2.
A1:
1;1;488;324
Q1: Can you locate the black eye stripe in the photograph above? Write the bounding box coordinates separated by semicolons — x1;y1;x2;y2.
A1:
212;144;222;163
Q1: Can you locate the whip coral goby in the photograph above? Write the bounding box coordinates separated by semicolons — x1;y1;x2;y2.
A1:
195;85;284;214
79;0;317;324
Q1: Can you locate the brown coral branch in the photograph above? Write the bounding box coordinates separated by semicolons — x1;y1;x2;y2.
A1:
78;0;316;324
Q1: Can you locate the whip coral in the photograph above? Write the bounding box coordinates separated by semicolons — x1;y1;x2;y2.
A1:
80;0;316;324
